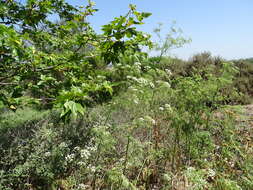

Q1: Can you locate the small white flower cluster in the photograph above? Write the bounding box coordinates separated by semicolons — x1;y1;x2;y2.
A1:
142;33;149;38
45;152;51;157
87;165;96;173
59;142;68;148
159;104;173;113
139;115;156;125
134;62;142;66
207;168;216;177
78;161;86;166
127;76;149;86
165;69;172;76
127;76;156;89
159;107;164;111
137;78;149;85
79;145;97;160
164;104;173;112
78;183;89;190
74;146;80;151
186;167;196;173
78;162;96;171
134;62;142;70
149;82;155;88
66;153;75;162
65;145;97;165
144;65;151;70
80;149;91;160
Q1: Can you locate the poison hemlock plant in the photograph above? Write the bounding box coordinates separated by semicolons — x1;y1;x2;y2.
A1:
0;0;252;190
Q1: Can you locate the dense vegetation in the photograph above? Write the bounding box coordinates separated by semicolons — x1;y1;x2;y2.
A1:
1;1;253;189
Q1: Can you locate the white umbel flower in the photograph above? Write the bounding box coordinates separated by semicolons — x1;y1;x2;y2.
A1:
159;107;164;111
165;69;172;76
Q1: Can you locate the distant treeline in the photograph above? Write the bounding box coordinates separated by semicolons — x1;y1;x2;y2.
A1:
149;52;253;104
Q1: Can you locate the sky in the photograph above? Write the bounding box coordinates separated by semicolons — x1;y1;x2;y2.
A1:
66;0;253;60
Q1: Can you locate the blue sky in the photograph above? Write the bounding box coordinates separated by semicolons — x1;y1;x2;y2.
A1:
66;0;253;60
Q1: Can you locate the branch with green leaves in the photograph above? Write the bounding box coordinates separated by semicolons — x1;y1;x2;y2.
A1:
0;0;153;121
